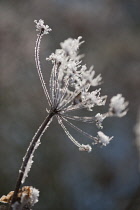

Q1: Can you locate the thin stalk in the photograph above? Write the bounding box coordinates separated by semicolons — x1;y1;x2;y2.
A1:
9;111;55;209
35;31;52;109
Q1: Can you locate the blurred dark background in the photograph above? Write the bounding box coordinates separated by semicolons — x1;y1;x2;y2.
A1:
0;0;140;209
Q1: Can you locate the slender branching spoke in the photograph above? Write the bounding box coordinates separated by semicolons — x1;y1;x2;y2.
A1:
35;34;52;108
49;65;53;101
62;114;96;123
58;87;84;111
52;63;57;107
57;78;70;107
49;61;61;108
49;63;56;106
61;116;97;143
57;116;82;148
61;101;86;113
53;63;61;108
57;82;89;111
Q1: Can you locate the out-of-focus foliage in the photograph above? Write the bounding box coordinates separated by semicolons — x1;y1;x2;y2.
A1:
0;0;140;209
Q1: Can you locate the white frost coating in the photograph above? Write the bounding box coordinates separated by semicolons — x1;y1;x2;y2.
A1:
22;139;41;184
20;187;39;206
34;19;52;35
60;36;84;58
34;21;52;110
109;94;128;117
22;118;52;184
97;131;113;146
57;116;81;148
30;187;40;205
81;89;107;111
79;144;92;152
95;113;106;129
1;186;40;208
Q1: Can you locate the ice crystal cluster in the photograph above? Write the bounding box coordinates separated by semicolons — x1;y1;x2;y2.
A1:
34;19;128;152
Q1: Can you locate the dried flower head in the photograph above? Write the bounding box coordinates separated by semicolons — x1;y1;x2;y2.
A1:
0;186;39;209
34;20;128;152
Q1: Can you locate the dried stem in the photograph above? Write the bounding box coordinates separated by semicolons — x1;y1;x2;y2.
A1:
9;111;55;209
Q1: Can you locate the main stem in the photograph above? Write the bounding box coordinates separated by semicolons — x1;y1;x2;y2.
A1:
9;111;55;208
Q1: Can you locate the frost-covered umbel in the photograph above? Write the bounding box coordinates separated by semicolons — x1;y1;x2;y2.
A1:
34;19;128;153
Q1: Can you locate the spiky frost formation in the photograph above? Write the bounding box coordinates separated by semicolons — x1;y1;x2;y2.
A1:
34;19;52;35
34;20;128;152
109;94;129;117
96;131;113;146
